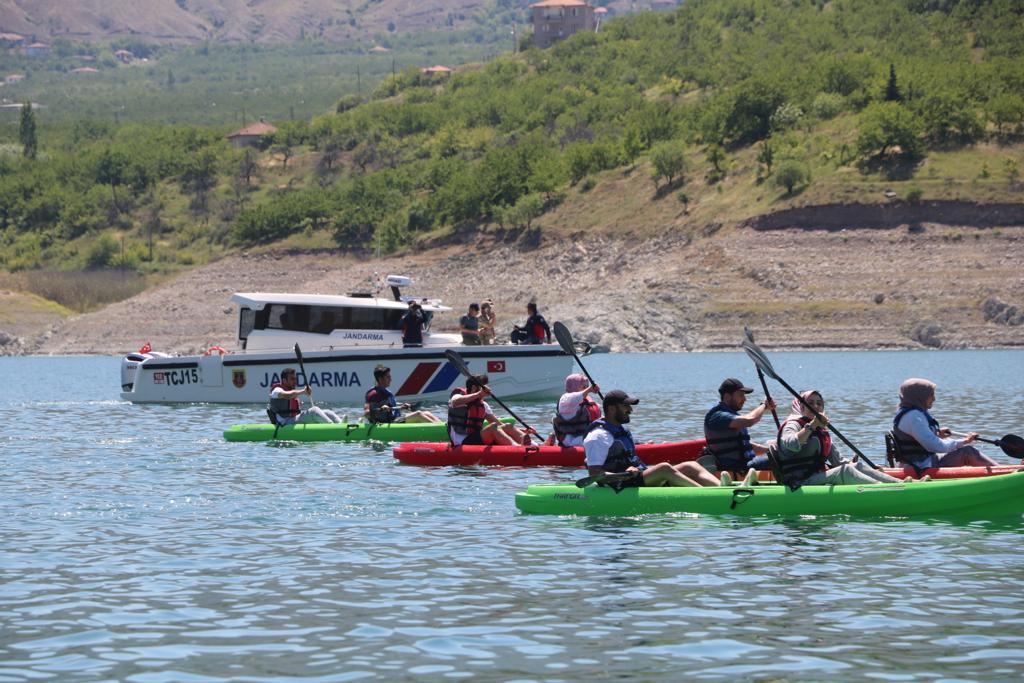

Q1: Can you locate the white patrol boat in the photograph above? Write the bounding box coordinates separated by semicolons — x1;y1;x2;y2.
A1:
119;275;573;404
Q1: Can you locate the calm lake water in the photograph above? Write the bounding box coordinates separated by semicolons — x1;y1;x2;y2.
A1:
2;351;1023;681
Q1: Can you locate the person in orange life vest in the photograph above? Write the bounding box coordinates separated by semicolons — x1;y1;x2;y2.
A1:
478;299;497;345
777;390;902;487
584;390;720;488
892;378;998;469
511;302;551;345
447;374;534;446
548;373;602;447
267;367;344;426
364;365;440;424
459;303;482;345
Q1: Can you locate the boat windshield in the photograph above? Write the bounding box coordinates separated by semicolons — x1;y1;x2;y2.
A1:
252;304;406;335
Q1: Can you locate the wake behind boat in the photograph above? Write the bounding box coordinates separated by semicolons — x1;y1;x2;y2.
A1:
120;275;573;404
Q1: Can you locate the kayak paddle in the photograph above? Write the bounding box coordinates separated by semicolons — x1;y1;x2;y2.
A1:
575;471;634;488
553;321;603;401
744;327;780;430
293;343;315;407
949;431;1024;459
444;349;536;435
742;337;880;469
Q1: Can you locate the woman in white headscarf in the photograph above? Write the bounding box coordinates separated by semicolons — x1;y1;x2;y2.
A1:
548;373;602;447
776;390;904;487
892;378;997;469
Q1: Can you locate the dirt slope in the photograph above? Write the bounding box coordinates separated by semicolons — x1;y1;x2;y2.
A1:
28;221;1024;356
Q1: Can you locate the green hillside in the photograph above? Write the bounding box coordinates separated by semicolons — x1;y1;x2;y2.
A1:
1;0;1022;310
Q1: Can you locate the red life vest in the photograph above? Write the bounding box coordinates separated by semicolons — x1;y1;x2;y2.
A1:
776;416;830;484
447;387;487;436
268;383;300;420
552;397;601;443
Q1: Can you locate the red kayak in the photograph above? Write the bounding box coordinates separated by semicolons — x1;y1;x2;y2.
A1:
393;439;707;467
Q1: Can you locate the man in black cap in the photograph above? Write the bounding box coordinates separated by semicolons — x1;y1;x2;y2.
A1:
702;378;776;481
583;389;719;488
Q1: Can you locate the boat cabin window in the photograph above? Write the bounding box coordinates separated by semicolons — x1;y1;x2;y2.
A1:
254;304;405;334
238;307;256;349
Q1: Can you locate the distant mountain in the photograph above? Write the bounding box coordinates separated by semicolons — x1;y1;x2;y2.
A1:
0;0;510;44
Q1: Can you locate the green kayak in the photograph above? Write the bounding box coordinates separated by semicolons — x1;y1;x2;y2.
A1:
515;471;1024;518
224;418;513;443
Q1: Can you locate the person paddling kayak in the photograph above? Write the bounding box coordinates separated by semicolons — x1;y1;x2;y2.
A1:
584;389;720;488
702;378;776;479
548;373;602;447
777;390;903;487
268;367;344;426
892;378;998;469
448;373;533;446
364;365;440;424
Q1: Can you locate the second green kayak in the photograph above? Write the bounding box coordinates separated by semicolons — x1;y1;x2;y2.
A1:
515;471;1024;519
224;418;513;443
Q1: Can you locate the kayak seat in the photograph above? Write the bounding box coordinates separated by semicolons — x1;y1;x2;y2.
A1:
885;431;900;467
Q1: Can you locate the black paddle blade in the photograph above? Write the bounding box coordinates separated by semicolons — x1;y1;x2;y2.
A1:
741;339;778;381
293;343;303;362
743;326;756;344
553;321;575;355
575;472;633;488
998;433;1024;459
445;349;472;378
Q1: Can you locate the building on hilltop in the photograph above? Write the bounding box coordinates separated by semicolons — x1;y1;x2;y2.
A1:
23;42;50;57
70;67;99;74
420;65;452;76
0;32;25;47
529;0;596;49
5;73;25;84
226;120;278;149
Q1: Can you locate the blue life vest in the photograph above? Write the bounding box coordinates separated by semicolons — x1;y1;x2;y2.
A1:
893;406;941;465
588;419;645;473
703;402;754;471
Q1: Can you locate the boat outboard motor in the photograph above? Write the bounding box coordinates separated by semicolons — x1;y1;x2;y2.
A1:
120;350;170;392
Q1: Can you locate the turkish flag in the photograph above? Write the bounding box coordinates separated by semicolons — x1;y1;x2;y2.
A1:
487;360;506;373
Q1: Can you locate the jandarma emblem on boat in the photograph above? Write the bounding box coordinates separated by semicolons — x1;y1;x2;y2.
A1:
232;369;246;388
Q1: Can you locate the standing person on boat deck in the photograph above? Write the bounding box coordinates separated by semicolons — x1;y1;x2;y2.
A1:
364;365;440;424
778;390;903;487
459;303;482;345
400;300;424;348
511;302;551;345
703;378;776;477
892;378;998;469
549;373;602;447
478;299;497;345
448;374;533;446
584;390;721;488
268;368;344;426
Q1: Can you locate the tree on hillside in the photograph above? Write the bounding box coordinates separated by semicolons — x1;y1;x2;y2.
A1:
650;142;687;189
774;160;810;195
706;144;727;180
19;102;37;160
96;148;131;213
885;64;902;102
180;148;219;217
987;93;1024;136
236;148;260;187
757;141;775;177
856;102;923;158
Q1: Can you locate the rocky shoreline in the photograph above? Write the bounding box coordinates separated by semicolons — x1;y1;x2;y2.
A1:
5;221;1022;357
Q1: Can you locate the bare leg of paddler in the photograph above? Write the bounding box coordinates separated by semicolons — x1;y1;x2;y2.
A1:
642;462;702;487
498;423;529;445
671;461;721;487
481;422;517;446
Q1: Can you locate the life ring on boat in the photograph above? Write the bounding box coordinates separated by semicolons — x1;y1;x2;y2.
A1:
203;346;230;356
